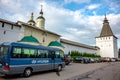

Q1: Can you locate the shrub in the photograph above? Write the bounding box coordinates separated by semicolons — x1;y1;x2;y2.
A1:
70;50;101;58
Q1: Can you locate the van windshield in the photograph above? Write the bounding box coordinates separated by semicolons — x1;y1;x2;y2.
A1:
0;46;9;54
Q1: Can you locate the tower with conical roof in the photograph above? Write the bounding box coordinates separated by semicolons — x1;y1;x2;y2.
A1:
96;15;118;58
27;12;35;26
36;5;45;29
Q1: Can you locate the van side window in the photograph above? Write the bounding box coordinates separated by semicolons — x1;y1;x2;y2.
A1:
55;51;60;58
12;47;21;58
37;50;48;58
55;50;64;58
48;51;55;58
22;48;37;58
59;50;64;58
0;46;8;54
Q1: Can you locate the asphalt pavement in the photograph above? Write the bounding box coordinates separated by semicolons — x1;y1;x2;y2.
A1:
0;62;119;80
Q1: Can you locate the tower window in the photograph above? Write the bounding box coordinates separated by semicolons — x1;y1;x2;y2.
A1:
2;23;4;28
4;31;6;34
11;25;13;29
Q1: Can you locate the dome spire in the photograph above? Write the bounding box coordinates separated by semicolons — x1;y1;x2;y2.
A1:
30;12;34;20
27;12;35;26
104;13;108;22
36;5;45;30
105;13;106;19
40;5;43;16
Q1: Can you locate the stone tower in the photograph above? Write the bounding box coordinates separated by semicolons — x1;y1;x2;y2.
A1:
36;5;45;30
96;15;118;58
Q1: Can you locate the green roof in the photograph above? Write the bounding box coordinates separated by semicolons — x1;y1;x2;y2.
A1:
48;41;64;47
19;35;40;43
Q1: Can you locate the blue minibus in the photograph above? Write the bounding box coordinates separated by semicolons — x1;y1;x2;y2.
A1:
0;42;65;77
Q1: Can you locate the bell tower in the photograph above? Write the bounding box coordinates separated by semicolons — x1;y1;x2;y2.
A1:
36;5;45;30
96;15;118;58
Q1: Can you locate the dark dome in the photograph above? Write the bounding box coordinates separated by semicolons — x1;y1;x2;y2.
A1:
37;16;45;20
28;20;35;23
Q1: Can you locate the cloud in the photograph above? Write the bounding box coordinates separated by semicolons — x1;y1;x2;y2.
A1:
64;0;90;4
0;0;22;11
88;4;101;10
104;0;120;13
0;0;120;47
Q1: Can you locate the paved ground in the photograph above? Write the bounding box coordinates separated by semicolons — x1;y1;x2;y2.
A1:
0;62;120;80
79;62;120;80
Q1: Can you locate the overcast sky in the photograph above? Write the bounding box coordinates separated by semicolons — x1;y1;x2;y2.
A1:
0;0;120;48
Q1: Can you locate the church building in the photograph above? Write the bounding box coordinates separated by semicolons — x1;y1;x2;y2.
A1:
0;6;60;46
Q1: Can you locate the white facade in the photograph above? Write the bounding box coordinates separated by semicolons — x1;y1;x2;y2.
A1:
0;21;24;44
96;36;118;58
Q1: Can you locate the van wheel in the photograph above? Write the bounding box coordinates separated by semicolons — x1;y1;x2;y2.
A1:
57;65;62;71
24;68;32;77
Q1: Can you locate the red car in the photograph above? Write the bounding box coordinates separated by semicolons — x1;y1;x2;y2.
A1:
64;54;72;65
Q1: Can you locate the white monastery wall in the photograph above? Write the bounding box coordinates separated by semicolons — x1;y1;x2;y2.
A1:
0;22;24;44
62;43;97;54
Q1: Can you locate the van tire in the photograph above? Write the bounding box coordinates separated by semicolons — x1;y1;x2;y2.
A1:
23;68;32;77
56;65;62;72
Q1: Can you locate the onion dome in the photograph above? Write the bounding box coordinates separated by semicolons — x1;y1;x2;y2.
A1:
48;41;64;47
19;35;40;43
27;12;35;26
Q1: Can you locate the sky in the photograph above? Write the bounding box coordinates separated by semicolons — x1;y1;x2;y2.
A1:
0;0;120;48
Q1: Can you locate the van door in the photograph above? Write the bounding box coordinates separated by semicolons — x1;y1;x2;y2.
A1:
49;51;55;70
0;46;9;71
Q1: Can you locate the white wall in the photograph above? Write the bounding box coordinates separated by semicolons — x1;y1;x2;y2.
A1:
96;36;118;58
0;22;24;44
62;42;97;54
113;37;118;58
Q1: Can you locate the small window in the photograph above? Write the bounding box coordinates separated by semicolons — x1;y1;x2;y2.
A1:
11;25;13;29
3;31;6;34
2;23;4;28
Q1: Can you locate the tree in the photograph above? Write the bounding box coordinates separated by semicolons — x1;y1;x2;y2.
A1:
118;48;120;58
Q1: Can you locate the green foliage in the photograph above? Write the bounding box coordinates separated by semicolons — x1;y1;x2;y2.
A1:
118;48;120;58
70;51;101;58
